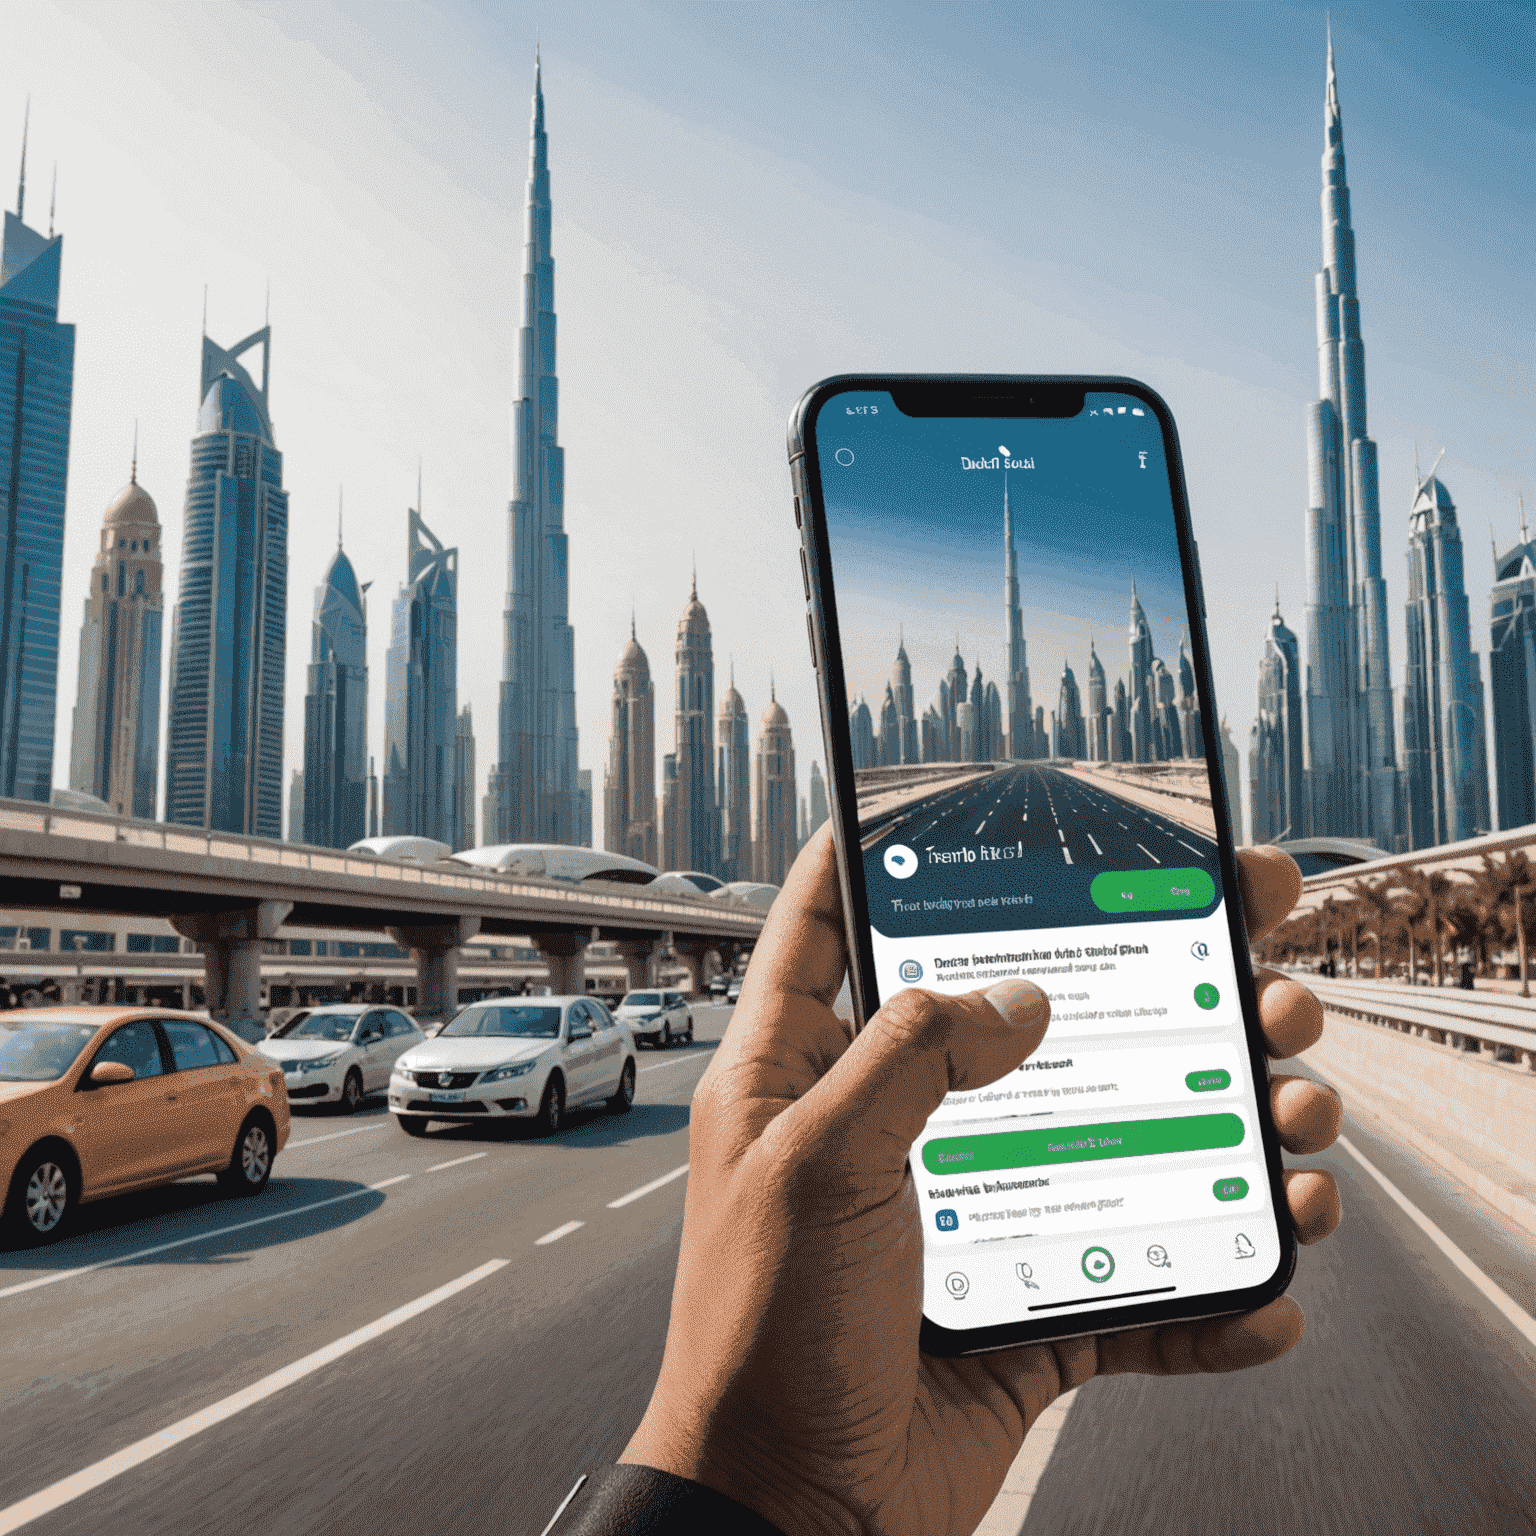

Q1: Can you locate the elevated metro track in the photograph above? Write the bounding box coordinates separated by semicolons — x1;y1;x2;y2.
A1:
0;798;763;1023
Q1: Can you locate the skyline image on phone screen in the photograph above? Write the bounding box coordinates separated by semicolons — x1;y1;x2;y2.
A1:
808;385;1288;1342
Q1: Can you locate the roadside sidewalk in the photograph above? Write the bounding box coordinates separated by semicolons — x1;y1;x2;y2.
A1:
1301;1009;1536;1239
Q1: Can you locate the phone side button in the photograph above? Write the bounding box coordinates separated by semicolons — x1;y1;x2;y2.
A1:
793;494;803;528
806;612;818;671
799;548;811;601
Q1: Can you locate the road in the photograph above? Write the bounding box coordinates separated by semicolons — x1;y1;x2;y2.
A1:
3;1000;1534;1534
869;763;1217;871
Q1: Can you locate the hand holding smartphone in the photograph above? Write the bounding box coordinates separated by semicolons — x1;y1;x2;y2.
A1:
788;375;1296;1354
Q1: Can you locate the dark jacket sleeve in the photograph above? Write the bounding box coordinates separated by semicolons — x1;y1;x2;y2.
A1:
551;1464;789;1535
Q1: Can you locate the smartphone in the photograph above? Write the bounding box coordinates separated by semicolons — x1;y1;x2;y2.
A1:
787;375;1295;1355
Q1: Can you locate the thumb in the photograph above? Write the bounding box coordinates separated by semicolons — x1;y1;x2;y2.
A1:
785;979;1050;1186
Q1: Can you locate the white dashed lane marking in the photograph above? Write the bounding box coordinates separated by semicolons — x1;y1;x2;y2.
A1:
427;1153;488;1173
535;1221;584;1246
608;1163;690;1209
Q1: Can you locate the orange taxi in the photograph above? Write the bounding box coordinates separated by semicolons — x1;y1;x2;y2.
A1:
0;1007;290;1247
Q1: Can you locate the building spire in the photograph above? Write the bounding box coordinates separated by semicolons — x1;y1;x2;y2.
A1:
1521;493;1529;544
16;96;28;220
337;484;344;550
631;606;636;641
130;419;138;485
1325;16;1340;126
47;161;55;237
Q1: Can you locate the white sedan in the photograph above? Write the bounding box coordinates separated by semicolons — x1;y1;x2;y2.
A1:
613;989;693;1048
259;1004;425;1113
390;996;637;1136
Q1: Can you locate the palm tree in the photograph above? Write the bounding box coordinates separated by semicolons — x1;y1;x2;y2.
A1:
1480;852;1534;996
1403;869;1458;987
1351;878;1396;979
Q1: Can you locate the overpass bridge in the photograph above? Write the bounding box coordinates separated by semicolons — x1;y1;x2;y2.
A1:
0;797;764;1024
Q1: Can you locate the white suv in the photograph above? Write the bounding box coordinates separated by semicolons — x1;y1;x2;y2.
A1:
613;990;693;1049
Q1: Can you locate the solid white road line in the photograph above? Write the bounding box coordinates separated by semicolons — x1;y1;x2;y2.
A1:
0;1180;409;1302
1338;1135;1536;1347
0;1258;509;1535
539;1476;589;1536
427;1153;488;1173
536;1220;585;1246
608;1163;690;1209
286;1123;390;1150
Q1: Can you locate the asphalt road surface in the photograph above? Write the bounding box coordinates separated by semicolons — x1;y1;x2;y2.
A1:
3;1001;1533;1535
869;764;1217;871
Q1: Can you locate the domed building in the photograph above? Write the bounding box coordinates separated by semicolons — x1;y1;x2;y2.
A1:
604;617;657;867
753;683;797;886
69;459;164;818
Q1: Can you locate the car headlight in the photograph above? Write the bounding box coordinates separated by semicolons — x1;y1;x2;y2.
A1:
298;1056;341;1073
481;1059;540;1083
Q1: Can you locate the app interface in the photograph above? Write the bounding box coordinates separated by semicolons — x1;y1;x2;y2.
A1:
814;390;1279;1333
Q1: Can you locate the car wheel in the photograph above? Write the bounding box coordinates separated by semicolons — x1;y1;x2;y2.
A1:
218;1114;274;1197
537;1075;564;1136
4;1145;76;1247
607;1058;636;1114
340;1069;364;1114
397;1115;430;1137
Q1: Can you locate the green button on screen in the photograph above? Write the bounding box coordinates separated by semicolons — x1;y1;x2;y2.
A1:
1213;1176;1250;1201
1186;1069;1232;1092
1090;868;1217;914
1193;983;1221;1011
921;1112;1246;1175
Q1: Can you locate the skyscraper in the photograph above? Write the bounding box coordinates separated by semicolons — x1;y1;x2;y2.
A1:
1302;32;1400;847
287;769;304;842
890;635;917;764
1249;594;1304;844
382;506;457;845
165;325;287;836
577;768;592;847
1087;643;1108;761
1403;463;1489;846
1054;661;1086;760
717;669;750;880
849;694;875;770
1128;580;1154;762
454;705;476;851
1489;501;1536;830
1176;634;1201;759
1220;717;1244;847
69;461;162;818
878;682;899;765
604;619;657;866
487;56;579;846
1;116;75;802
301;531;367;849
807;760;828;838
753;684;796;885
662;577;719;872
1003;476;1032;759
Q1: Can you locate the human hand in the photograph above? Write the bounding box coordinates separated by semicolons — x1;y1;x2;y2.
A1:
623;827;1340;1536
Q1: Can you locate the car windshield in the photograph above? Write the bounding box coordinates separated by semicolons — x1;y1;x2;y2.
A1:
0;1020;99;1082
622;992;661;1008
440;1005;562;1039
278;1011;358;1042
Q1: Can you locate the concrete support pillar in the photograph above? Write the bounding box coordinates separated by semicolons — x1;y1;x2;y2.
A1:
670;938;712;995
170;901;293;1027
386;917;482;1023
530;929;588;996
612;938;662;992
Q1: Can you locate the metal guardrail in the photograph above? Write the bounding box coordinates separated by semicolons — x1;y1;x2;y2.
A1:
1305;975;1536;1071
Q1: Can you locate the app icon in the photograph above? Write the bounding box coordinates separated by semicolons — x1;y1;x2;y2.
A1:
1081;1246;1115;1284
834;447;855;466
944;1271;970;1299
1014;1261;1039;1290
1234;1233;1256;1259
1193;982;1220;1011
935;1208;959;1232
1190;940;1209;961
883;843;918;879
898;959;924;983
1146;1244;1171;1268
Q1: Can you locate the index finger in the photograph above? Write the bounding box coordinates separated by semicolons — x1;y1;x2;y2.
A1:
739;821;848;1010
1236;845;1302;943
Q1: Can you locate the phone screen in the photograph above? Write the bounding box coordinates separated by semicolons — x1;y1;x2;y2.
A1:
808;386;1285;1340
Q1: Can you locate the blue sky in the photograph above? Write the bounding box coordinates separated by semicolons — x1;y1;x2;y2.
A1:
5;0;1530;841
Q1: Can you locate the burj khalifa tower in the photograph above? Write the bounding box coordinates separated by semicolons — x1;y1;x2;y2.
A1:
1302;30;1400;848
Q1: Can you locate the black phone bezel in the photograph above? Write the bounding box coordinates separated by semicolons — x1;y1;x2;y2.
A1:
787;373;1298;1356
